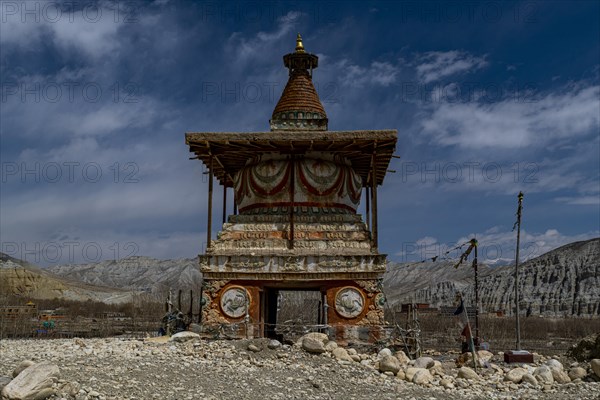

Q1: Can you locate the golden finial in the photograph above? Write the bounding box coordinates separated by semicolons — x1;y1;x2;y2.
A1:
295;33;305;53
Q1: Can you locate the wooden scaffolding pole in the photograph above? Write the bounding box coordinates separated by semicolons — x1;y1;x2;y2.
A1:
207;156;213;249
233;191;238;215
371;152;378;249
473;241;479;343
222;185;227;224
365;185;370;230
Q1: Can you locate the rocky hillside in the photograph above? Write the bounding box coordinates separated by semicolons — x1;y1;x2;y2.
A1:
384;238;600;317
48;256;202;298
383;259;494;306
0;253;133;304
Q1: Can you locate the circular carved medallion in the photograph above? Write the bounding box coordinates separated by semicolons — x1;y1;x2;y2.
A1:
335;287;365;319
220;286;249;318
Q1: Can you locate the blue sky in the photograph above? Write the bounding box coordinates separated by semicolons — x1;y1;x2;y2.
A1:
1;0;598;266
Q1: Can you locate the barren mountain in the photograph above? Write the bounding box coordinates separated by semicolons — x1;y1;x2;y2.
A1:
0;253;134;304
39;238;599;315
48;256;202;298
384;238;600;317
383;259;494;306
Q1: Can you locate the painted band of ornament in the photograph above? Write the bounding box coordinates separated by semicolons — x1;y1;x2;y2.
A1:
238;202;357;214
220;286;251;319
228;214;362;223
335;287;365;319
202;272;384;280
225;231;357;240
234;158;362;213
223;223;364;232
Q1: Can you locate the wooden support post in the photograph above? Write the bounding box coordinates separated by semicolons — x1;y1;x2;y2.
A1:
365;185;370;230
371;152;378;249
288;156;295;249
207;157;213;249
233;191;238;215
474;243;479;344
222;185;227;224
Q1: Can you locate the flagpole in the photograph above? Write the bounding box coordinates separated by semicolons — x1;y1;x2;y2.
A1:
514;192;523;351
472;239;479;346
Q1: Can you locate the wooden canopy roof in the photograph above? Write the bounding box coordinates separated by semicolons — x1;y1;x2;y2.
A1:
185;130;398;187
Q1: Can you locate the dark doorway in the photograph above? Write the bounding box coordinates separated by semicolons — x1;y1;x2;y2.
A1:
263;288;323;340
264;288;279;339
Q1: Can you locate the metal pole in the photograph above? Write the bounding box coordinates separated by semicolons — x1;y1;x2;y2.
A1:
515;192;524;350
207;157;213;249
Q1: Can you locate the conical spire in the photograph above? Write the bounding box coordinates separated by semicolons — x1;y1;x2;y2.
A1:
270;34;328;131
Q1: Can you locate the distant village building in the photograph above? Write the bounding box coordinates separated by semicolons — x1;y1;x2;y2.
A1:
0;301;37;319
186;35;397;341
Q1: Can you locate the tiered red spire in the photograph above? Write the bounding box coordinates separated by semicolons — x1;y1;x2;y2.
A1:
270;34;328;131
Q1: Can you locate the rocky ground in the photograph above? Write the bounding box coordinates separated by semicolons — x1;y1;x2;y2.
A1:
1;333;600;400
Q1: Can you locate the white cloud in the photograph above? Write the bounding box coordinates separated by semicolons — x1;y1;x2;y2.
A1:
556;196;600;206
226;11;300;63
334;60;400;88
0;1;123;59
416;50;488;83
454;228;599;264
400;229;599;264
416;236;438;246
420;84;600;149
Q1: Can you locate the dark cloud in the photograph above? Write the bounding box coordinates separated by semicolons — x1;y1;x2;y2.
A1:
1;0;598;266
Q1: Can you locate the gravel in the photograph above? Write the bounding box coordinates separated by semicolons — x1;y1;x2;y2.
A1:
1;337;599;400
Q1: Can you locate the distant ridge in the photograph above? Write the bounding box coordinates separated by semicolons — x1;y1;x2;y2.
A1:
9;238;597;314
48;256;202;297
0;252;134;304
383;238;600;317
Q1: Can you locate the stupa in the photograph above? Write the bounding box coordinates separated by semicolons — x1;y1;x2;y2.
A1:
185;34;397;341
